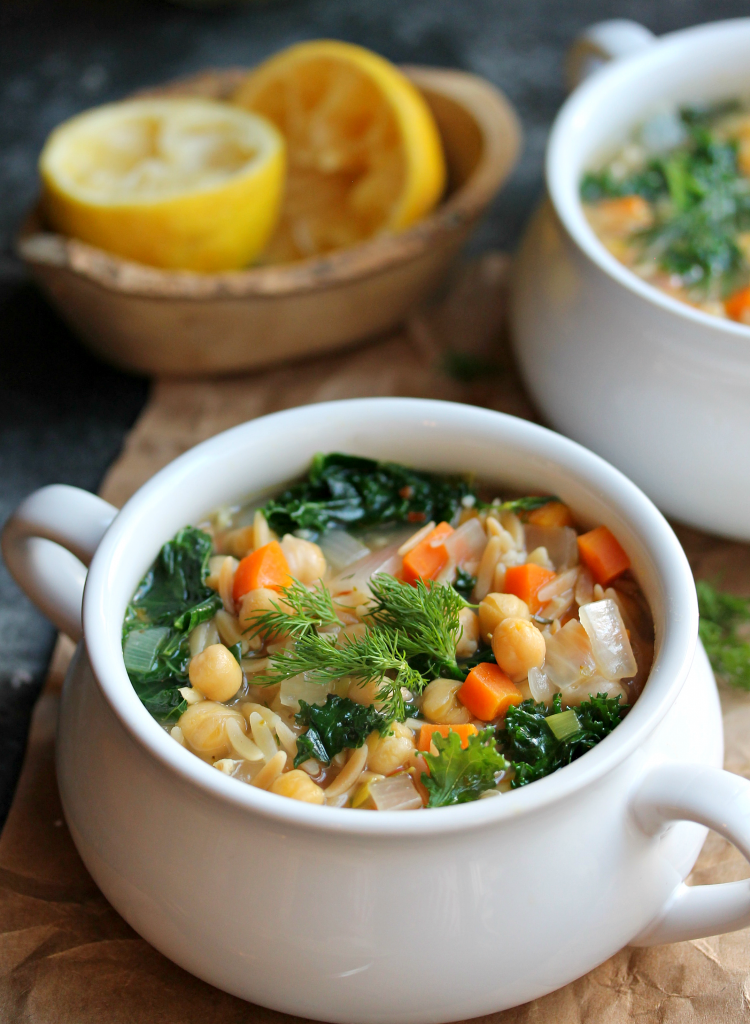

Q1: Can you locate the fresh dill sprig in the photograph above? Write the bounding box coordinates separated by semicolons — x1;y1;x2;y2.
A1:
255;627;424;721
366;575;466;680
243;577;340;640
697;580;750;690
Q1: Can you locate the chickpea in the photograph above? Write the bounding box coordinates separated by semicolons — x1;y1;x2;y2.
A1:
238;587;288;639
347;677;383;708
455;607;479;659
478;593;531;639
366;722;415;775
178;701;245;761
281;535;327;584
421;677;472;725
270;769;326;804
188;643;242;702
491;617;546;683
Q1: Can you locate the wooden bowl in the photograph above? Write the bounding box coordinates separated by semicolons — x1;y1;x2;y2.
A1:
17;66;521;377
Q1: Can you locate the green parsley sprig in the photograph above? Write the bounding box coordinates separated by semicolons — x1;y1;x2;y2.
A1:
421;728;509;807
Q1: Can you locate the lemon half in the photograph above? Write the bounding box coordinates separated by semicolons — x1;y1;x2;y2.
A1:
234;40;446;262
40;98;286;272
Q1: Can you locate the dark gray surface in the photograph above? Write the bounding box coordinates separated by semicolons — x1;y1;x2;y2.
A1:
0;0;745;823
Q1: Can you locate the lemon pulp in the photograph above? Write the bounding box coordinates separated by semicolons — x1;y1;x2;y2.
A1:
234;40;446;262
40;98;286;271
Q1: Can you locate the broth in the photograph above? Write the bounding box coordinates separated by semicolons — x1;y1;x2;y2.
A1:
123;454;653;810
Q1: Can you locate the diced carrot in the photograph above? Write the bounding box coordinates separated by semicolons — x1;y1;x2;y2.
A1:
232;540;291;601
577;525;630;586
402;521;454;585
457;663;522;722
503;563;556;614
726;286;750;324
588;195;653;236
526;501;575;528
417;723;478;753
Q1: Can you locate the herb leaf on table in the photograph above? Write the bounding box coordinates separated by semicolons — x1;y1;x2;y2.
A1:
294;694;388;767
262;453;474;537
698;580;750;690
500;693;627;787
421;728;508;807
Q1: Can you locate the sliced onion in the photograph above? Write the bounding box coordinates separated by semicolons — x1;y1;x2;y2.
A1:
528;666;558;704
561;675;624;707
575;567;595;607
543;620;599;690
524;525;578;571
318;530;370;573
578;599;637;680
540;590;575;623
279;672;333;711
328;541;402;604
537;567;578;603
369;773;423;811
444;517;487;566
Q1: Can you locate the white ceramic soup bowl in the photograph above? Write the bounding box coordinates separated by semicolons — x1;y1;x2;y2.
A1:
4;397;750;1023
511;17;750;541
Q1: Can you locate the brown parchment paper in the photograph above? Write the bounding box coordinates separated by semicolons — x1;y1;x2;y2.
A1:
2;253;750;1023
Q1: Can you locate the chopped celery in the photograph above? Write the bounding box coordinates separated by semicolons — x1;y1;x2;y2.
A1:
546;708;581;741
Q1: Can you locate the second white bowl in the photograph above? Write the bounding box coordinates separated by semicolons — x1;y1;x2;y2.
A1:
511;18;750;541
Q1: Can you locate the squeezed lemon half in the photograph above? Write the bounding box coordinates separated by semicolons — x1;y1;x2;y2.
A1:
234;39;446;262
40;98;286;271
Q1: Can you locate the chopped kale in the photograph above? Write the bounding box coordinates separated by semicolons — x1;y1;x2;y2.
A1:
500;693;627;787
262;453;474;538
421;728;508;807
580;165;668;204
453;567;477;601
123;526;221;721
459;644;497;673
698;580;750;690
294;694;389;767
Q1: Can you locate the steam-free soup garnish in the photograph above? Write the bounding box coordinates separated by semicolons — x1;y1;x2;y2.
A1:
581;101;750;321
122;454;654;809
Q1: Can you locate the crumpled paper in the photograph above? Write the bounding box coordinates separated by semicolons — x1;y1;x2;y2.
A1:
1;254;749;1023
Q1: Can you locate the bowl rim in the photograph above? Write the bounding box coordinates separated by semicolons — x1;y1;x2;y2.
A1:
81;397;698;837
17;65;521;300
546;16;750;344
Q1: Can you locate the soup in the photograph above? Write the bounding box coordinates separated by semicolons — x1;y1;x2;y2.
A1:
122;454;654;809
581;101;750;322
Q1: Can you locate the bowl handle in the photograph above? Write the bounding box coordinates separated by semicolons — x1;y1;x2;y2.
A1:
630;762;750;945
565;19;656;91
1;485;117;642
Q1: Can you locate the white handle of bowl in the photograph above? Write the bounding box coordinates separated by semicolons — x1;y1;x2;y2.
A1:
631;762;750;945
566;19;657;91
1;485;117;642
